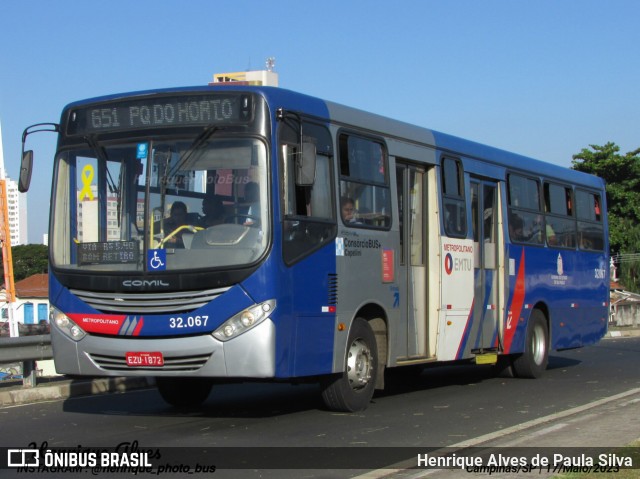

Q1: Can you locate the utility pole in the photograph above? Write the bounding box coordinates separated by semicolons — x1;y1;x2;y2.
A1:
0;122;17;337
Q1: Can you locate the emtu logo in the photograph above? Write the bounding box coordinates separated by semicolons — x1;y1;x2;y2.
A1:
7;449;39;467
444;253;454;275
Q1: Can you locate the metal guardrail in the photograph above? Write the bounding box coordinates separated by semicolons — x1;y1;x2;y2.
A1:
0;335;53;387
0;334;53;362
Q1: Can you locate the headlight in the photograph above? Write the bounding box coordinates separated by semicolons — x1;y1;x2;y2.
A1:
213;300;276;342
51;307;86;341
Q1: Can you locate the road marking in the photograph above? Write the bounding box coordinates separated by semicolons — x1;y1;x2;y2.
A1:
352;387;640;479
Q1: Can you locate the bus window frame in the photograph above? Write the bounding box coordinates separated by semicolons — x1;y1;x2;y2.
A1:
543;181;577;249
337;130;392;230
506;172;545;246
279;118;337;265
575;188;605;252
441;156;467;238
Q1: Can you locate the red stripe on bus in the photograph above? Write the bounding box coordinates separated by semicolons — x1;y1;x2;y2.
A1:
504;250;525;353
132;317;144;336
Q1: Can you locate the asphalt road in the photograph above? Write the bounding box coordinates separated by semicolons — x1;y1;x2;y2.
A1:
1;336;639;478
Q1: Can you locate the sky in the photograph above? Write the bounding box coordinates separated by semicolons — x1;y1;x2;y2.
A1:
1;0;639;244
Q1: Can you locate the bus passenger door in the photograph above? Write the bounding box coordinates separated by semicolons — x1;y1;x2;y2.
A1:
470;180;501;352
396;162;428;358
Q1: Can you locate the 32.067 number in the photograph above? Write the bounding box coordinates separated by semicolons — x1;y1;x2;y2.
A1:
169;315;209;328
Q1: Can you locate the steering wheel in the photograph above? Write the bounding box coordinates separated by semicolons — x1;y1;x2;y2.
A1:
158;224;202;248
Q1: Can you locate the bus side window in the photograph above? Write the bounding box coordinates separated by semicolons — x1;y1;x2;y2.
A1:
507;173;543;245
338;134;391;229
280;121;336;265
544;183;576;248
441;157;466;237
576;190;604;251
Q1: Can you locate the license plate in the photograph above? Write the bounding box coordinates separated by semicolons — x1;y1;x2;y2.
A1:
125;351;164;367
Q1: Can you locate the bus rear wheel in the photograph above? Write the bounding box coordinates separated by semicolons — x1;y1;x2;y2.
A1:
321;318;378;412
156;377;213;408
512;309;549;378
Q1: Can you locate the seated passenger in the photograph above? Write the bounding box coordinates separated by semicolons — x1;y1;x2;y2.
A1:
509;214;524;241
199;194;225;228
341;197;360;224
164;201;190;247
546;222;558;246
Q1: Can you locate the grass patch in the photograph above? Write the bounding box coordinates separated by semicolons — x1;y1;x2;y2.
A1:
553;441;640;478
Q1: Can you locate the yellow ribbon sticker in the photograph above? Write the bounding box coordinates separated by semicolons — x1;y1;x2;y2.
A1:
79;164;95;201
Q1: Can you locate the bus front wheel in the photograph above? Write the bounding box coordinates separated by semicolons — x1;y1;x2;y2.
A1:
156;377;213;408
321;318;378;412
512;309;549;378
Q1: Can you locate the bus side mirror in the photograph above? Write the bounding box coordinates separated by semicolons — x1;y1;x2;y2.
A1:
18;150;33;193
18;122;59;193
296;141;316;186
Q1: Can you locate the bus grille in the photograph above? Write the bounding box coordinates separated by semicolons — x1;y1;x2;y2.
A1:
70;287;231;314
89;353;211;372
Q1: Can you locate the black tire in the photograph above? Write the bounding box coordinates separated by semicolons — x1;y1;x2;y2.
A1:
512;309;549;379
493;355;516;378
156;377;213;408
321;318;378;412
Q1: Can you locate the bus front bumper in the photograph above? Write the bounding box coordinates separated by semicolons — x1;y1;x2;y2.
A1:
50;319;276;378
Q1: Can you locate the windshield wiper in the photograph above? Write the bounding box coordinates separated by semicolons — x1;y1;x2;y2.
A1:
156;146;173;230
84;135;120;194
84;135;122;225
167;124;220;178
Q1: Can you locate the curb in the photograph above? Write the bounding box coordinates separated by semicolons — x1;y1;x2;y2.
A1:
0;377;154;407
607;329;640;338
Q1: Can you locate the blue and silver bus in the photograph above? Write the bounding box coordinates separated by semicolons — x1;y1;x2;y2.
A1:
20;86;609;411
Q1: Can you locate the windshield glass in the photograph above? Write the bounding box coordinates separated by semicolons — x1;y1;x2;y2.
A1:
51;136;269;273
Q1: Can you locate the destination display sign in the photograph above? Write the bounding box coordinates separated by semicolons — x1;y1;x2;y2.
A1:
66;93;253;135
77;241;139;265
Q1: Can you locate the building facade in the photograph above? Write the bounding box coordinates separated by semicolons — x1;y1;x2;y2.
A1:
6;178;27;246
0;122;28;246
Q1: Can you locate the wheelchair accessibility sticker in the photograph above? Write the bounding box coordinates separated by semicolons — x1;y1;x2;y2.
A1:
148;249;166;271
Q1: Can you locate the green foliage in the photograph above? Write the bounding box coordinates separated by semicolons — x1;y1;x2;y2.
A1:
616;225;640;292
1;244;48;282
619;260;640;292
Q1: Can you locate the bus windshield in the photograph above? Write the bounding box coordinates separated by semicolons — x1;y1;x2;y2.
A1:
51;135;269;273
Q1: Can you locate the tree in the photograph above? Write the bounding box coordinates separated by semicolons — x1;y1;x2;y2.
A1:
1;244;48;282
616;228;640;291
572;142;640;290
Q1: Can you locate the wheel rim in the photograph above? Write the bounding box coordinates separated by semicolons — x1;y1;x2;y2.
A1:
346;338;373;391
531;323;547;365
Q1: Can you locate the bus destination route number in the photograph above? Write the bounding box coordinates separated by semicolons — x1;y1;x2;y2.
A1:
67;93;252;135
